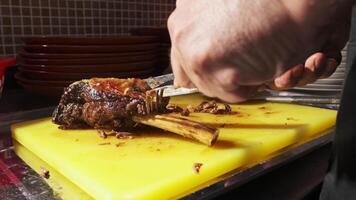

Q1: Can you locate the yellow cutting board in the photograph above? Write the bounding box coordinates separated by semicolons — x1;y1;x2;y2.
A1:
12;94;337;200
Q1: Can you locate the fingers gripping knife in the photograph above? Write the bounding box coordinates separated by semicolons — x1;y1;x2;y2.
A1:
145;73;340;105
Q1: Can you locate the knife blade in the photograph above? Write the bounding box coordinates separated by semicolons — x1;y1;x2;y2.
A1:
145;73;174;89
145;73;199;97
156;85;199;97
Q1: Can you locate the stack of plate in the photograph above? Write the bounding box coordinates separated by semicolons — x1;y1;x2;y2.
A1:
16;36;165;97
293;49;348;93
131;28;171;71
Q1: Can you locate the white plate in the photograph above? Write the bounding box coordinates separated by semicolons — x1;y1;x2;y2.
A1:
318;78;344;81
331;71;345;74
305;84;343;89
314;78;344;85
293;87;342;92
329;73;346;79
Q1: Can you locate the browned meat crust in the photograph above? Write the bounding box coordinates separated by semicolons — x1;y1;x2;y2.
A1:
194;100;232;114
52;78;169;131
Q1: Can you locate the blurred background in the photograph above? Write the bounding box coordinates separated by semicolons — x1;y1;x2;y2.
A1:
0;0;175;57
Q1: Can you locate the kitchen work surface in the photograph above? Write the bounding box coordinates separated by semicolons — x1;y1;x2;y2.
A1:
11;94;337;200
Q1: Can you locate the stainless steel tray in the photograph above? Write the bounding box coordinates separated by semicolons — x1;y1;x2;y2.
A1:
0;107;333;200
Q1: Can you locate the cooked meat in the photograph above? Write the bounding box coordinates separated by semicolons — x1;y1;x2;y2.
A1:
97;129;108;139
40;167;50;179
165;104;190;116
194;100;232;114
166;104;184;113
52;78;169;131
193;163;203;174
115;132;135;139
180;108;190;116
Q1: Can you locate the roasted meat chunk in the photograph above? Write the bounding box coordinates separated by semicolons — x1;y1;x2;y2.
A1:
52;78;169;131
194;100;232;114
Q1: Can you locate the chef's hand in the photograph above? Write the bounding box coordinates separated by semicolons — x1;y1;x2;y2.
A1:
168;0;353;102
269;5;350;90
268;53;340;90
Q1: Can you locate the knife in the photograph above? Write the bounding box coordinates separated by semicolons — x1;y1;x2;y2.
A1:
145;73;340;104
145;73;199;97
145;73;175;89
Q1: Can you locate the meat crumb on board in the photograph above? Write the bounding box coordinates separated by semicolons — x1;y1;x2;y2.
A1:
166;104;183;113
194;100;232;114
264;111;279;115
180;108;190;116
115;142;125;147
286;117;298;121
115;132;135;139
97;129;108;139
40;166;50;179
97;129;135;139
193;163;203;174
166;104;191;116
167;100;232;116
98;142;111;145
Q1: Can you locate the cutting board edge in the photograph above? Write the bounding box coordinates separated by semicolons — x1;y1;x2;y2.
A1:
11;123;113;200
13;140;94;200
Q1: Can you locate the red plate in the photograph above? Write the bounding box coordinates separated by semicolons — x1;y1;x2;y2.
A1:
18;67;161;81
18;82;65;97
24;44;159;54
18;50;157;59
19;60;158;73
130;27;170;43
19;54;158;65
23;36;160;45
15;72;72;87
